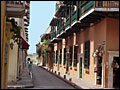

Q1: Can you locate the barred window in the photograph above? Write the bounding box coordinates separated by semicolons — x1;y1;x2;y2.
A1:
60;49;62;64
84;40;90;69
74;45;78;67
56;50;58;64
69;46;73;66
63;48;66;65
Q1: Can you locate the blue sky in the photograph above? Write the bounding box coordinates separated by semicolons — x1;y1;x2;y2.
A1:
28;1;56;54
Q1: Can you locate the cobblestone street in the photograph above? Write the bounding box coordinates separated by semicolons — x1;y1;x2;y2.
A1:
31;65;77;89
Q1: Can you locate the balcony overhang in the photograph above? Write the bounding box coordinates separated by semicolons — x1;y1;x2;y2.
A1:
6;2;25;18
51;38;62;43
79;7;119;21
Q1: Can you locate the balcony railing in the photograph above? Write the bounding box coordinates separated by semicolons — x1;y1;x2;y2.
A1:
6;1;25;18
56;1;64;11
50;31;56;40
71;11;77;24
57;24;64;35
65;18;70;29
80;1;119;16
96;1;119;8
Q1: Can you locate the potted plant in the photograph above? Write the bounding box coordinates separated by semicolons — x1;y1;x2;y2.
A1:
7;18;22;45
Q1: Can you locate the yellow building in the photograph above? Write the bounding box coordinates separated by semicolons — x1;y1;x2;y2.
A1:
8;40;18;83
1;1;30;89
7;1;30;83
1;1;14;88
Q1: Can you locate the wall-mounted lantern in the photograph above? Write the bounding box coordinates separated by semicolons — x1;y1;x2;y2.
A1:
10;42;14;49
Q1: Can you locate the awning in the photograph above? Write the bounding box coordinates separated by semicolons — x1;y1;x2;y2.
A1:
20;36;29;49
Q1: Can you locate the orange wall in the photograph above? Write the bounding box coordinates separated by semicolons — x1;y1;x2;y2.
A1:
76;18;107;84
53;17;119;87
105;17;119;87
106;17;119;51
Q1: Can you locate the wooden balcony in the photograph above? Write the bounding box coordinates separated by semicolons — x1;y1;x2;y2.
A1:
50;18;58;26
6;1;25;18
52;1;119;43
80;1;119;17
71;11;78;24
76;1;119;31
57;24;64;37
50;31;62;43
55;1;66;17
50;31;56;41
65;18;71;29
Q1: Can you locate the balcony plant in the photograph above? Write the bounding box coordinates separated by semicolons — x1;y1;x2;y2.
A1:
7;18;22;45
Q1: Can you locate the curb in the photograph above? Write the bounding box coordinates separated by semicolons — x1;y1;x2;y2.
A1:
8;69;34;89
8;84;34;89
39;66;82;89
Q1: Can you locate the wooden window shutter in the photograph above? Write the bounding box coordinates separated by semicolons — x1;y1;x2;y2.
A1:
74;45;78;67
84;40;90;69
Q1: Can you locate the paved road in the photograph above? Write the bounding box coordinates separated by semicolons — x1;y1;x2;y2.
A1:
31;65;75;89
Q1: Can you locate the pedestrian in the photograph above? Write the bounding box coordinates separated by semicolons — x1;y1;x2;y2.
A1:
28;59;32;75
27;58;30;64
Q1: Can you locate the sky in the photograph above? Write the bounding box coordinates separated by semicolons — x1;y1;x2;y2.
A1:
28;1;56;54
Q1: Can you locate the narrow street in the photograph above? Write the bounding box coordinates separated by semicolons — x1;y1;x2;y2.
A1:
31;65;76;89
1;1;119;89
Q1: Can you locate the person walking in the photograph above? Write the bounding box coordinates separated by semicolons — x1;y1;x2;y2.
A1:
28;58;32;75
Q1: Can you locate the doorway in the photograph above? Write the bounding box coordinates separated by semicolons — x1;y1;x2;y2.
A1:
96;56;102;85
108;51;119;88
113;57;119;89
79;54;83;79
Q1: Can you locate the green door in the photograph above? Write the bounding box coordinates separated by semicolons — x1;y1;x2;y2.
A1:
79;57;82;78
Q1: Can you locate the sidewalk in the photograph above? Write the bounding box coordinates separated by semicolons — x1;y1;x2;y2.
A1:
8;67;34;89
41;66;103;89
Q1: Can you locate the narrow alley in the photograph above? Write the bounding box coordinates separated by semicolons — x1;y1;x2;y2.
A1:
30;65;77;89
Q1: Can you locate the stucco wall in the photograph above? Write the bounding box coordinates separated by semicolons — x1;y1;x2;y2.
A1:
8;40;18;83
1;1;6;89
52;17;119;88
105;17;119;87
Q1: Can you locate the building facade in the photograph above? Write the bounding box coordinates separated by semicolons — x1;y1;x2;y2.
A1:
1;1;30;89
39;26;54;68
47;1;119;89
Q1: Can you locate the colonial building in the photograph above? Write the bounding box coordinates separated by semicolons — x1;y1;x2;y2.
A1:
39;26;54;69
1;1;30;89
48;1;119;89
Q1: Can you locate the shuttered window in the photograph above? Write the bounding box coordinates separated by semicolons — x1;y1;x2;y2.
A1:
69;46;73;66
84;40;90;69
63;48;66;65
60;49;62;64
74;46;78;67
56;50;58;64
53;51;55;63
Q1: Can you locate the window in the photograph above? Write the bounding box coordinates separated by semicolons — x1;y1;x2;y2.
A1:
63;48;66;65
60;49;62;64
74;45;78;67
56;50;58;64
69;46;73;66
84;40;90;69
53;51;55;63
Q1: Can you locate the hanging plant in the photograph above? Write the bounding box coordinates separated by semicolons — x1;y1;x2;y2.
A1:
7;18;22;45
